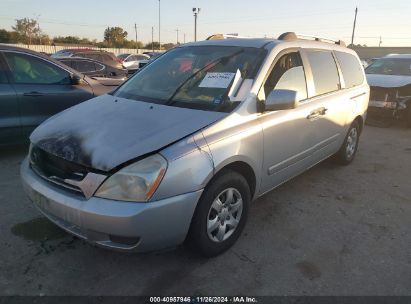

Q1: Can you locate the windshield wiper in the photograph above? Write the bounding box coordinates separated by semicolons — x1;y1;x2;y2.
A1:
166;50;244;106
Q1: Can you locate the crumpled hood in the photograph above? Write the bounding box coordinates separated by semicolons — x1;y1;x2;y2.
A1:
366;74;411;88
30;95;226;171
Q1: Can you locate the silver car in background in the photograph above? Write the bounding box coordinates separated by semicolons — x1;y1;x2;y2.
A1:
117;53;150;71
21;32;369;257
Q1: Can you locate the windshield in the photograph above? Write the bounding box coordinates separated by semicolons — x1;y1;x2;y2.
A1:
114;46;266;112
365;58;411;76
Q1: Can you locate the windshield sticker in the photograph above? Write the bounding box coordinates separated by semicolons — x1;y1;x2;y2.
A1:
199;72;235;88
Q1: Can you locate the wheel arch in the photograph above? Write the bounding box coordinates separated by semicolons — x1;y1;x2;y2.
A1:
354;115;364;134
205;158;258;200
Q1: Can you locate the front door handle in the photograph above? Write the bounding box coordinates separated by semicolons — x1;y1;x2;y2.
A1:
23;91;44;97
307;107;328;120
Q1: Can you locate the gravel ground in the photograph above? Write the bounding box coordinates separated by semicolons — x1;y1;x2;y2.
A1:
0;125;410;296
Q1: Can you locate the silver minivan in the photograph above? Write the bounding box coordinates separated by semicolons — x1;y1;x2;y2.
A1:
21;33;369;257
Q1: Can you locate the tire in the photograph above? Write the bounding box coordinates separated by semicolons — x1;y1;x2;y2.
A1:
187;169;251;257
334;120;360;165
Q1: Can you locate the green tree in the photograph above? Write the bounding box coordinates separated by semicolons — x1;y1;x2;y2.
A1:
162;43;176;50
144;41;160;50
0;29;11;43
104;27;128;47
12;18;40;44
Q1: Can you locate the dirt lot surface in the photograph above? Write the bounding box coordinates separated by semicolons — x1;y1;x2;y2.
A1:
0;125;410;296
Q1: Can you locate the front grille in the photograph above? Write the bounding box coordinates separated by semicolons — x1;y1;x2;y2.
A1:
30;146;89;196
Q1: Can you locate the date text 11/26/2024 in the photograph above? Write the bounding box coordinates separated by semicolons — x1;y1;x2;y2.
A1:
149;296;258;303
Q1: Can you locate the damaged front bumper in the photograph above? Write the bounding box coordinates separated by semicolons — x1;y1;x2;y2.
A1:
20;158;202;252
368;85;410;124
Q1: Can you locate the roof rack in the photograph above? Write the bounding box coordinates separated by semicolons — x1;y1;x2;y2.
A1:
206;33;249;40
278;32;346;47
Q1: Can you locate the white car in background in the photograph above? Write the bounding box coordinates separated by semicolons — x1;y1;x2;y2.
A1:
117;53;150;71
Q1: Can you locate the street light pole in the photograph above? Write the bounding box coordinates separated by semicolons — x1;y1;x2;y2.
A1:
193;8;200;42
176;29;179;44
152;26;154;52
158;0;161;51
134;23;138;54
351;7;358;46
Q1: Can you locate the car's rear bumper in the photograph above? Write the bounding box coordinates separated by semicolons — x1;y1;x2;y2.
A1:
20;158;202;252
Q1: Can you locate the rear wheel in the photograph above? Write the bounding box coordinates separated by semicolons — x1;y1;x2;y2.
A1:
187;170;250;257
334;120;360;165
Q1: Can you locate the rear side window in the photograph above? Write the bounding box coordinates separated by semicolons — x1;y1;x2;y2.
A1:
335;51;364;88
95;62;105;71
75;60;97;73
306;50;340;96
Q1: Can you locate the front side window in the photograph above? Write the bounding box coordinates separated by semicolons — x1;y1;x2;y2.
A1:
335;51;364;88
262;52;307;102
4;52;70;85
365;58;411;76
306;50;340;96
115;46;266;112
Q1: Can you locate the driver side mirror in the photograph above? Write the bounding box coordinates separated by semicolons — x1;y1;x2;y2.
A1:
264;89;299;111
70;74;83;85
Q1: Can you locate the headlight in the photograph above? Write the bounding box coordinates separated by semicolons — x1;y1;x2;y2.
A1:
95;154;167;202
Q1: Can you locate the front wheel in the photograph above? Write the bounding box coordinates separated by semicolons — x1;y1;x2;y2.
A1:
334;120;360;165
187;170;250;257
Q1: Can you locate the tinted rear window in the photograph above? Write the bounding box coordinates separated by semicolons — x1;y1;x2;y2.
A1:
335;51;364;88
306;50;340;96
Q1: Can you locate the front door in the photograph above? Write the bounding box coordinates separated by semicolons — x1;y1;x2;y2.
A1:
258;50;322;193
3;51;94;139
0;54;20;145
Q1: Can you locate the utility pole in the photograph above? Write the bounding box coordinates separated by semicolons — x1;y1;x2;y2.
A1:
134;23;138;54
193;8;201;42
34;14;41;45
379;36;382;47
184;33;186;44
351;7;358;46
158;0;161;51
152;26;154;52
176;29;179;44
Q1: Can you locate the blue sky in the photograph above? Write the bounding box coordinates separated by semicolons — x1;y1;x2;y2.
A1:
1;0;411;46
